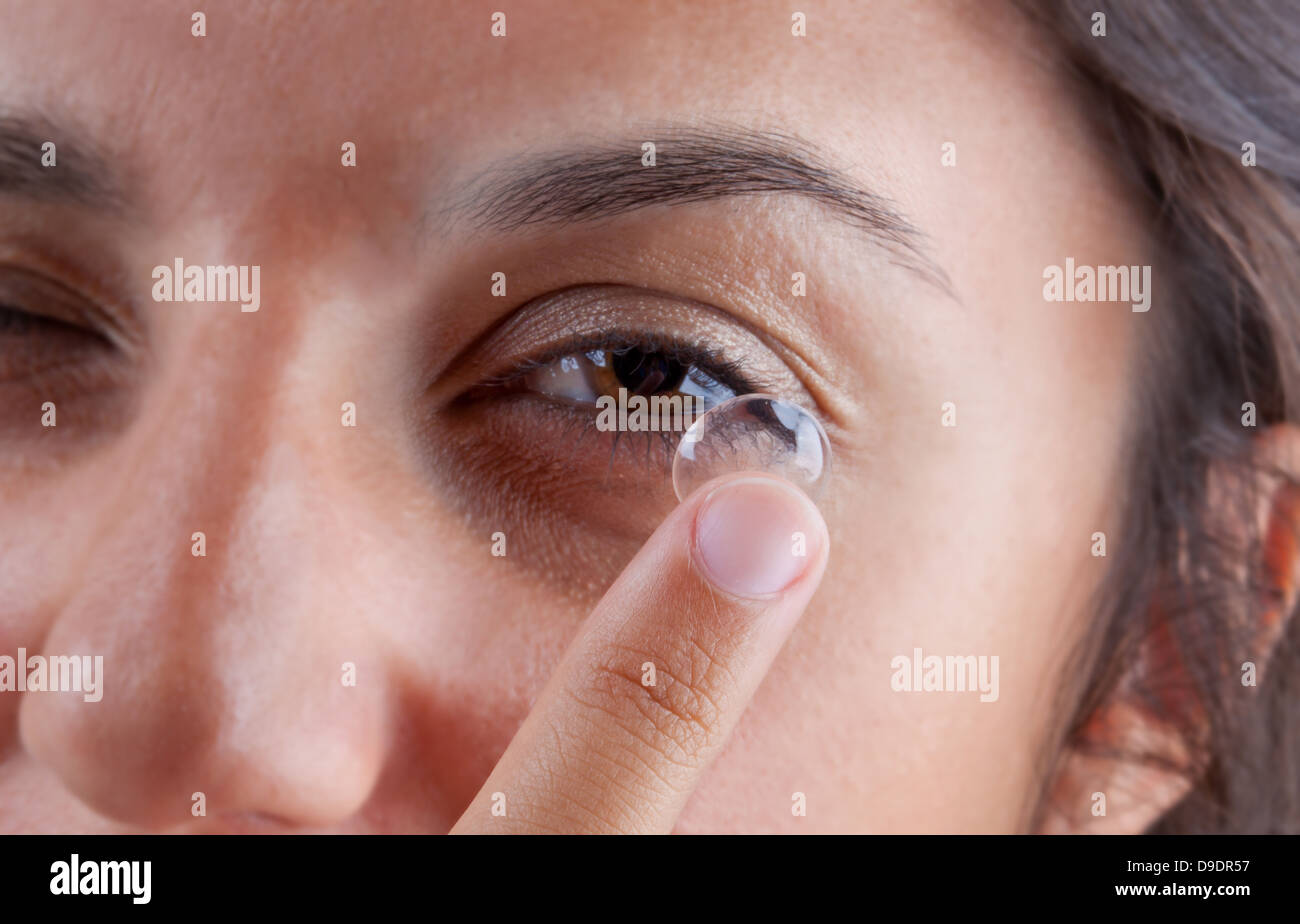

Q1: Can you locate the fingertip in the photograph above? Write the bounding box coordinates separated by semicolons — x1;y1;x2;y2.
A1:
688;473;828;600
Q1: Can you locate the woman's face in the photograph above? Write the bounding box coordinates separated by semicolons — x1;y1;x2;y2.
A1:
0;0;1151;832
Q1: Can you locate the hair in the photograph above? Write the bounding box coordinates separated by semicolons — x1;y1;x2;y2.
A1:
1015;0;1300;832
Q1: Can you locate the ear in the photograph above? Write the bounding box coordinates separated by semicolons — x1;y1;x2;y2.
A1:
1038;423;1300;833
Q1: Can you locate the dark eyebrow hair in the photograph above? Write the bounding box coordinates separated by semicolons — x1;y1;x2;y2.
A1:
456;126;952;293
0;113;126;210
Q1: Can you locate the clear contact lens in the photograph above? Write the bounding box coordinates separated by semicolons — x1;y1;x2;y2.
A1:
672;393;831;503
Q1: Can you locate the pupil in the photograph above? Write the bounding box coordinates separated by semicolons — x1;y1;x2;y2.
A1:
611;349;688;395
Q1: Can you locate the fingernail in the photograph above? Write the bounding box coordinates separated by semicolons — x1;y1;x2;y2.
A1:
692;476;824;598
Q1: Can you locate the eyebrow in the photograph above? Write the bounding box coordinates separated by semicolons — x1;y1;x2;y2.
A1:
0;113;126;210
455;126;952;293
0;116;951;292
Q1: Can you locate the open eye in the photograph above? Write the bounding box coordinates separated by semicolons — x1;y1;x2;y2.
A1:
521;340;744;410
416;285;827;588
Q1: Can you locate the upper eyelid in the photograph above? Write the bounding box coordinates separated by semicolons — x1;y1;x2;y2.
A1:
482;330;767;396
0;266;121;346
437;284;791;382
0;252;143;356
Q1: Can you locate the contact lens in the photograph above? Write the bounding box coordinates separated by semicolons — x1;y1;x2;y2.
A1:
672;394;832;502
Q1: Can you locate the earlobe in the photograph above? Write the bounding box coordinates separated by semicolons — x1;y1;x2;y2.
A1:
1259;476;1300;635
1039;698;1193;834
1247;424;1300;656
1038;578;1202;834
1039;423;1300;834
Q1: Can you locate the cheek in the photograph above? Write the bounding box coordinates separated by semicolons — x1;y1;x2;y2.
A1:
667;297;1132;831
424;397;683;598
672;474;1099;832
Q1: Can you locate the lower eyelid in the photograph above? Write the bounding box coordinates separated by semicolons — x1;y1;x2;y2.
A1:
0;334;117;384
436;393;689;505
428;412;681;592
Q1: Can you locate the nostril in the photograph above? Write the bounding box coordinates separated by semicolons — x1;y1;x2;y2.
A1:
16;639;390;832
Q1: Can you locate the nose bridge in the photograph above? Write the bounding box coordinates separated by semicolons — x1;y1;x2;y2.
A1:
75;321;314;656
18;334;390;828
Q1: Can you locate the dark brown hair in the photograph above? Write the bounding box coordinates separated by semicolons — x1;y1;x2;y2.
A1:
1018;0;1300;832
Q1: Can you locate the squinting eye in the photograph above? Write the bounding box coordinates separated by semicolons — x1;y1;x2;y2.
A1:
0;266;138;454
0;271;118;382
522;345;741;409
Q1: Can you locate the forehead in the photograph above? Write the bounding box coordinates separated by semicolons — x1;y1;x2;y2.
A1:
0;0;1096;310
0;1;999;178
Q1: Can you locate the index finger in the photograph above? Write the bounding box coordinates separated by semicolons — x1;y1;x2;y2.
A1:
451;472;829;834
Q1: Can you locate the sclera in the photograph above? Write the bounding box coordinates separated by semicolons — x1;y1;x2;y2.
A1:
672;394;832;503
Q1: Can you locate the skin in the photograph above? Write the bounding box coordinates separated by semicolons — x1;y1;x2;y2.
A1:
0;0;1163;833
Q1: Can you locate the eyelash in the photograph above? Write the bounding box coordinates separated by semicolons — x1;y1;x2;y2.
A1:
465;328;765;474
0;303;117;384
481;329;765;397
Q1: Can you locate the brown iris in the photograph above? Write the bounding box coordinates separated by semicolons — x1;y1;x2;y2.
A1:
606;349;689;396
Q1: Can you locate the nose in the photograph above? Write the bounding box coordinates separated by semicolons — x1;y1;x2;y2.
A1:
19;357;390;830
